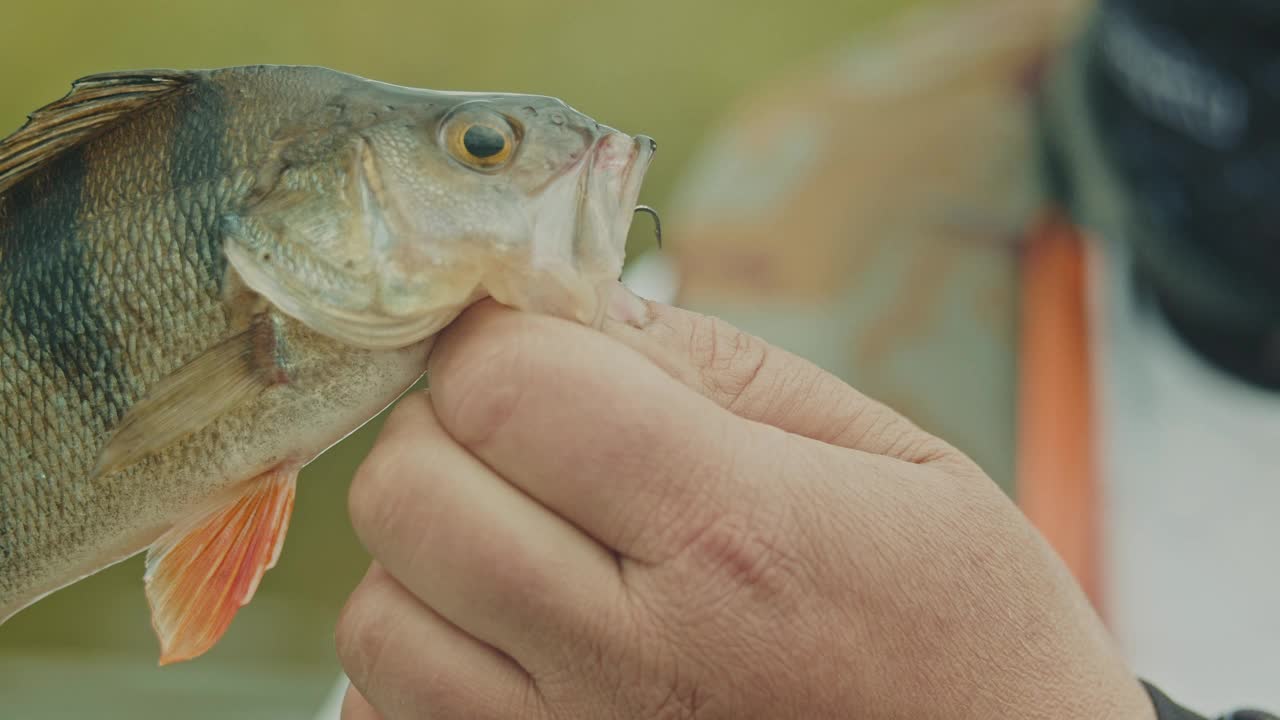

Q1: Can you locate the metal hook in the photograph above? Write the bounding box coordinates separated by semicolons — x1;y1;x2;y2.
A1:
634;205;663;249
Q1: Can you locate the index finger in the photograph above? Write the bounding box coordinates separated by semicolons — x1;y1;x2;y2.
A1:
427;300;781;565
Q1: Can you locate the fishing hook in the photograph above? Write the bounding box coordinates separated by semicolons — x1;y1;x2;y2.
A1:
634;205;663;249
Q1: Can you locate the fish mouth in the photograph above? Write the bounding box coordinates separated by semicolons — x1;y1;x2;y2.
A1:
614;135;658;236
576;131;657;256
489;131;657;329
558;132;657;327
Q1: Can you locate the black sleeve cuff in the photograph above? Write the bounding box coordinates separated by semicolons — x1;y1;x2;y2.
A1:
1143;680;1279;720
1144;682;1209;720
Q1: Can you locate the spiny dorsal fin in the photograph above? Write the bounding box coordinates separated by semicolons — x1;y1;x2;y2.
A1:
0;70;196;196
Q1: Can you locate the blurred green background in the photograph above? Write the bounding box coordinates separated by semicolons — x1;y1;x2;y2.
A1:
0;0;956;717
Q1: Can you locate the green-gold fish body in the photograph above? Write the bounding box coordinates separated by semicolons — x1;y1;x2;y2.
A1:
0;65;655;663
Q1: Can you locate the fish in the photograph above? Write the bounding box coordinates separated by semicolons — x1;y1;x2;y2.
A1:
0;65;656;664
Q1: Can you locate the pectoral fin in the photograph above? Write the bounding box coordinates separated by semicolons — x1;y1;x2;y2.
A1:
92;316;287;479
144;465;298;665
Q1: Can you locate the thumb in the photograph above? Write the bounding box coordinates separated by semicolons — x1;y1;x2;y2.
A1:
603;281;967;469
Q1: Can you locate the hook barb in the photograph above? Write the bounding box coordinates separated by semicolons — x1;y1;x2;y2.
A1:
633;205;663;249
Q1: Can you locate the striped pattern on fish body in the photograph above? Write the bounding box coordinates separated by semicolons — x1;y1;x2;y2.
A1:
0;65;656;663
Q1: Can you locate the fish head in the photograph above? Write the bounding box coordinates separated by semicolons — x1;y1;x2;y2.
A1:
224;81;656;350
366;93;655;330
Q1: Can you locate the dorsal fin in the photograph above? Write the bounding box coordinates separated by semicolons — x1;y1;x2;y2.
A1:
0;70;196;196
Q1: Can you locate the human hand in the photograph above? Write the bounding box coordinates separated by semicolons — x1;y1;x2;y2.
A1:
335;284;1155;719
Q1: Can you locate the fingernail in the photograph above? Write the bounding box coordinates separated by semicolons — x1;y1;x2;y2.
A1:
606;280;651;328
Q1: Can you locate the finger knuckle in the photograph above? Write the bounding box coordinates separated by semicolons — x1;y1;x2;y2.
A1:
686;315;769;411
347;443;405;546
334;583;391;684
678;504;803;604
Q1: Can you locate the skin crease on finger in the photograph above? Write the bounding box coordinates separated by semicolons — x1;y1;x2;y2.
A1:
338;291;1157;720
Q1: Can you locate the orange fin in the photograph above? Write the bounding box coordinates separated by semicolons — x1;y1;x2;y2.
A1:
144;466;298;665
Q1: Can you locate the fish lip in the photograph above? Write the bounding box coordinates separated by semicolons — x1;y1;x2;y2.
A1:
620;134;657;212
575;131;656;255
526;131;653;328
608;133;657;259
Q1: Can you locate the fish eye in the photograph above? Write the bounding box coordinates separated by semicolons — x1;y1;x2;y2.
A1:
443;109;517;170
463;125;506;159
